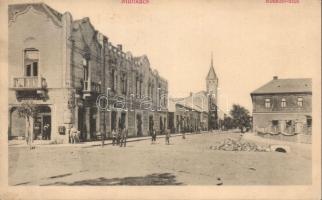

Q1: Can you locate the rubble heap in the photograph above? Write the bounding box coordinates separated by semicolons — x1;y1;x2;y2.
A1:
209;138;270;152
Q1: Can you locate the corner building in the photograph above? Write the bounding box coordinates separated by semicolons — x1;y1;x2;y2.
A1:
8;3;168;143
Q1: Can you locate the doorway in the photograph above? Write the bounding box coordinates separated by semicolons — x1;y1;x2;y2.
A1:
149;115;154;135
42;115;51;140
136;114;143;136
120;112;126;130
33;105;51;140
159;116;163;134
111;111;117;131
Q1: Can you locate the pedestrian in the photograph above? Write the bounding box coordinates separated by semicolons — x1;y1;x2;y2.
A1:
151;129;154;144
151;129;157;144
116;128;121;145
43;124;48;140
165;129;170;145
69;125;78;144
120;128;127;147
46;124;51;140
182;132;186;139
112;129;117;146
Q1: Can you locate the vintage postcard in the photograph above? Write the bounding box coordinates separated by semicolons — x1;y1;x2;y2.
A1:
0;0;321;199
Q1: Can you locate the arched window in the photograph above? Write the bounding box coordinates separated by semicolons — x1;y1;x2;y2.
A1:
83;58;89;81
24;48;39;77
121;72;127;95
82;58;89;90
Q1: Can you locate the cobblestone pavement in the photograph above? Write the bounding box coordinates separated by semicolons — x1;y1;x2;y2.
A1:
8;132;311;185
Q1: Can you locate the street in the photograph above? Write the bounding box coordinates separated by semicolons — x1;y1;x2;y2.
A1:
9;132;311;186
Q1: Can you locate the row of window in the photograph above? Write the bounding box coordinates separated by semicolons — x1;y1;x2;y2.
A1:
84;58;166;105
23;49;167;104
264;97;303;108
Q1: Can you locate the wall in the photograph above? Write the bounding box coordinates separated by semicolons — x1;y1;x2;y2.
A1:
9;6;63;89
8;5;71;143
252;93;312;113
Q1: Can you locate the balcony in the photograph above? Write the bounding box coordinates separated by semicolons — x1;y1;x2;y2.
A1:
11;76;47;91
83;80;101;97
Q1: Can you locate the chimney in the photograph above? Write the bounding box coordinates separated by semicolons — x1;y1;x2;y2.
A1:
273;76;278;80
117;44;122;51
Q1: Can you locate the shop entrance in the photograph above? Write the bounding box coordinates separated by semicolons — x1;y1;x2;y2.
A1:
34;106;51;140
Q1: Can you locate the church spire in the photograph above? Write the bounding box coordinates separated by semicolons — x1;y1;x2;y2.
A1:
211;51;213;68
206;51;217;80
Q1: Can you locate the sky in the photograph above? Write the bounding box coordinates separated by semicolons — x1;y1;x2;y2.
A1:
9;0;321;113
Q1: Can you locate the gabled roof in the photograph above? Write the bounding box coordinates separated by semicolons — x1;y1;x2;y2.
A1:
9;3;62;23
251;78;312;95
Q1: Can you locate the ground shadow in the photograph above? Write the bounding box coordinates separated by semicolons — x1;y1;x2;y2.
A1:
42;173;183;186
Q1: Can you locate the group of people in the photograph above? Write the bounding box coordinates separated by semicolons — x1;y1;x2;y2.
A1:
151;129;171;145
111;128;128;147
69;125;178;146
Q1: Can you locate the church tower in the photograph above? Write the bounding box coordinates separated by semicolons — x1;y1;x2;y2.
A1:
206;52;219;130
206;52;218;104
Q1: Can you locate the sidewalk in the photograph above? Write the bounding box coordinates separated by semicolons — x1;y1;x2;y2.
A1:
8;132;204;148
8;130;237;148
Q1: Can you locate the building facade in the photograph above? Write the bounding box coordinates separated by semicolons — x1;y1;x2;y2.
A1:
251;77;312;142
8;3;168;143
168;92;209;133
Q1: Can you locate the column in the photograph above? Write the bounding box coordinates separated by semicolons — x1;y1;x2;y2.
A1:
85;107;91;140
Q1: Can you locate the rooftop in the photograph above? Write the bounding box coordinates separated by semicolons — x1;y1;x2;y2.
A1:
251;77;312;95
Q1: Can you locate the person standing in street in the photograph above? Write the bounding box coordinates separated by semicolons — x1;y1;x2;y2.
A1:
43;124;49;140
69;125;78;144
120;128;128;147
117;128;121;145
112;129;117;146
151;129;157;144
165;129;170;145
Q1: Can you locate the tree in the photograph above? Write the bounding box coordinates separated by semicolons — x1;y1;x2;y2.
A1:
223;116;235;130
17;101;39;149
229;104;251;133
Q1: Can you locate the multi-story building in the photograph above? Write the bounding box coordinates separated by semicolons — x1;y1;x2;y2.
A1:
251;76;312;142
8;3;168;143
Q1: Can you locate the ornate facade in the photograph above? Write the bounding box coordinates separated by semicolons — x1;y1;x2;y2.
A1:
8;3;168;143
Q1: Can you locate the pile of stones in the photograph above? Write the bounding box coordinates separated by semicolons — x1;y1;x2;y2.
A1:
209;138;270;152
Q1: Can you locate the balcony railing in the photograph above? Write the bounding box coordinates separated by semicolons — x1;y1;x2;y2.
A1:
83;80;101;94
12;76;47;90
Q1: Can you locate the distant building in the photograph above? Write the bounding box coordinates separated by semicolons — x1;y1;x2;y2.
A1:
8;3;168;143
168;91;209;133
250;76;312;142
168;54;224;133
